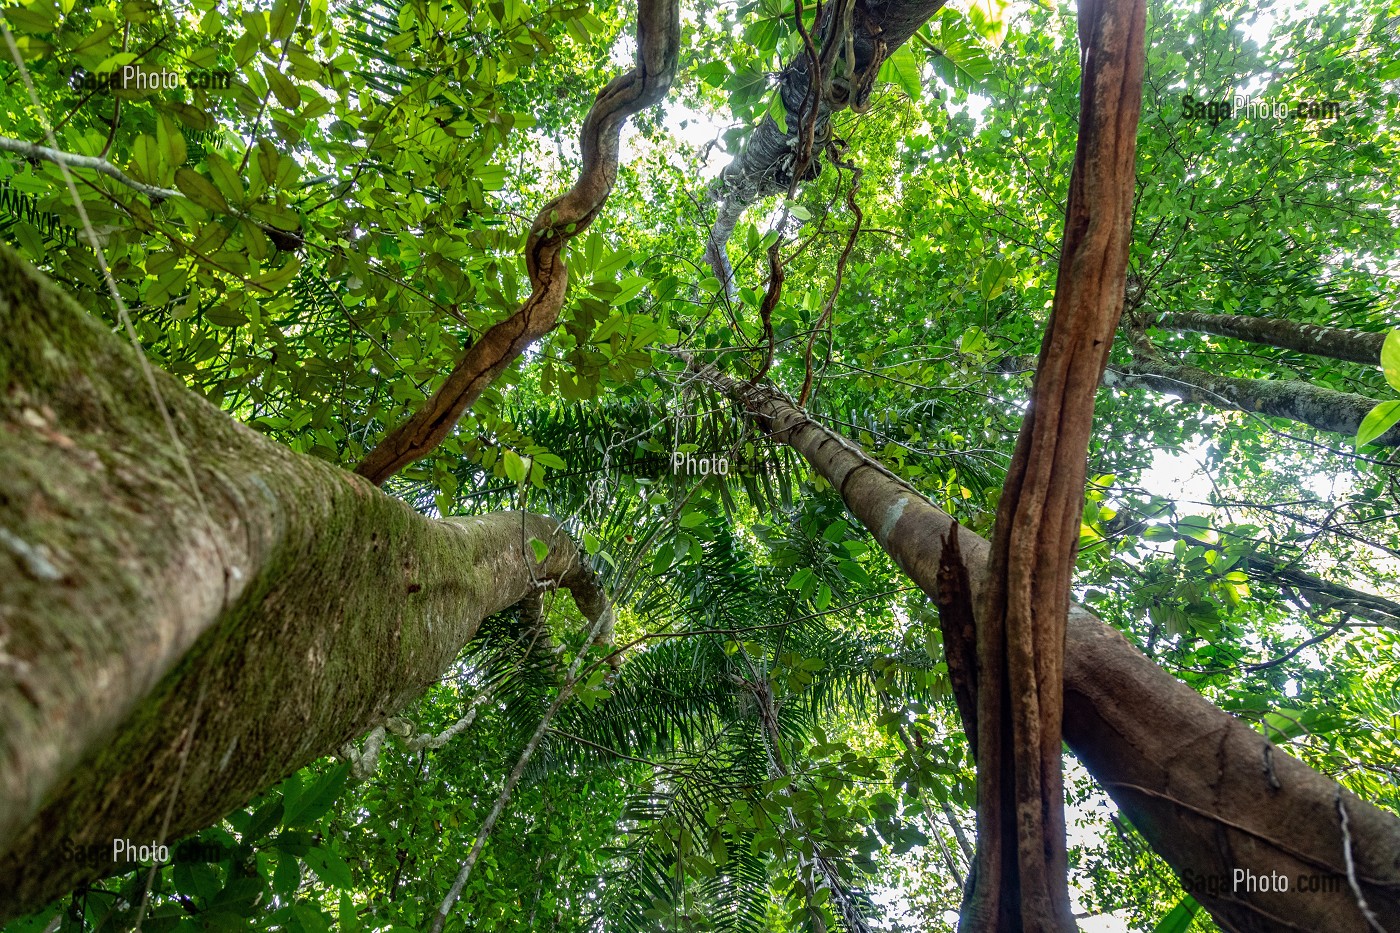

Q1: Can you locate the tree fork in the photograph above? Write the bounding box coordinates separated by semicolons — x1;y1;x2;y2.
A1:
702;0;950;292
688;360;1400;933
0;244;613;918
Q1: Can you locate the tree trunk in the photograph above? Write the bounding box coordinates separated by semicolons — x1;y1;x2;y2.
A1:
691;361;1400;933
1154;310;1388;366
0;244;611;918
1105;357;1400;446
961;0;1145;928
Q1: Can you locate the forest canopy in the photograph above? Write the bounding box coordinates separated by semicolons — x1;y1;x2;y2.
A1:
0;0;1398;931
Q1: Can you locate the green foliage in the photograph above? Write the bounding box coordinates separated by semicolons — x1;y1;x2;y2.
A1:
4;0;1399;930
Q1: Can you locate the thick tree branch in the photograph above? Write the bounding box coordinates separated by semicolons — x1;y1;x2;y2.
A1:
0;243;614;917
354;0;681;484
1104;357;1400;446
1154;310;1388;366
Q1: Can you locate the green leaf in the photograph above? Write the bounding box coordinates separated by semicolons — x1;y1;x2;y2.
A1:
960;324;987;354
145;265;190;307
503;449;526;484
264;64;302;108
837;560;869;585
250;256;301;292
245;797;285;841
1356;400;1400;448
157;114;188;171
291;903;332;933
9;221;45;258
3;6;58;32
205;152;244;203
268;0;298;41
175;168;229;213
129;134;160;183
1381;330;1400;393
339;892;362;933
787;567;814;591
529;537;549;563
383;31;416;54
765;92;787;133
70;23;117;56
283;763;349;827
303;846;354;888
211;875;266;909
652;541;675;574
273;850;301;895
880;43;923;98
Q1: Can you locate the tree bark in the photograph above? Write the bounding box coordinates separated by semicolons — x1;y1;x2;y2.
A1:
1154;310;1388;367
1105;357;1400;446
354;0;680;484
963;1;1144;928
0;244;611;918
690;361;1400;933
703;0;949;291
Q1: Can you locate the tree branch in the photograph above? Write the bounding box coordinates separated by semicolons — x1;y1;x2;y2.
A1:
0;135;181;200
354;0;682;484
1104;357;1400;446
702;0;949;293
1154;309;1388;367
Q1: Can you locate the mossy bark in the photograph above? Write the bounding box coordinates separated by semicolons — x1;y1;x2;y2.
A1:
1105;358;1400;446
1155;310;1387;366
0;244;606;917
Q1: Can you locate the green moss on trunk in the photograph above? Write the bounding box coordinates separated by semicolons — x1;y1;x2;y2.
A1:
0;245;601;917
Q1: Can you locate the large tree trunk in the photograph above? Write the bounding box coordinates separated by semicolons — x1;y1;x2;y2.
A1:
0;244;611;918
1154;310;1388;366
960;1;1144;928
1105;357;1400;446
690;361;1400;933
